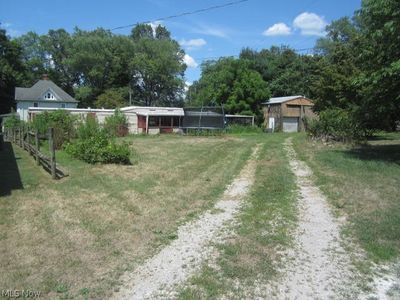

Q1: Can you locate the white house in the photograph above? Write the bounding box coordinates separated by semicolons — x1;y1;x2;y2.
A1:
15;75;78;121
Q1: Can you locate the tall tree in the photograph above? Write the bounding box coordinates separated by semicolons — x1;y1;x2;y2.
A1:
129;24;186;106
188;57;270;122
0;29;25;114
355;0;400;130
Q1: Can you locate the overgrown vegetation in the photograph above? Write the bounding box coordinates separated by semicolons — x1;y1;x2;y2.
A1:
31;110;76;149
2;115;22;129
305;108;373;142
65;115;131;164
104;109;129;137
293;133;400;262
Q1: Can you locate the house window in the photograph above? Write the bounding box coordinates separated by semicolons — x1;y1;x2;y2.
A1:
61;104;66;108
33;102;38;107
44;91;56;100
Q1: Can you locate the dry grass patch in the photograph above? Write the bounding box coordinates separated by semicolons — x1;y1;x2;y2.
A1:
0;135;255;299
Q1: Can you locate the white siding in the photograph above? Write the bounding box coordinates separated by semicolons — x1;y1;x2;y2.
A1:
17;101;77;121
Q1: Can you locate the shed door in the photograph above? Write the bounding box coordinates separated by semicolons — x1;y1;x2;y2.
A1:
282;117;299;132
268;117;275;131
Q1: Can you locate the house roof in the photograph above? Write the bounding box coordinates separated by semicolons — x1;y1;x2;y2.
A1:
15;80;78;103
121;106;184;116
263;95;305;105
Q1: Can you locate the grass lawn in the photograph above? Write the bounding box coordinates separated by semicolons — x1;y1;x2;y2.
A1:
0;134;259;299
177;133;298;299
292;133;400;264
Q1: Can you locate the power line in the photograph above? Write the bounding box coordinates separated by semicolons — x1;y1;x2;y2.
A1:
110;0;250;31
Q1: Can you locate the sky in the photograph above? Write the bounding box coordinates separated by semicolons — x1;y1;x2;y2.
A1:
0;0;361;84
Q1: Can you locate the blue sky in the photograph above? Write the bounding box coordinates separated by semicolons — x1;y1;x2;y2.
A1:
1;0;361;84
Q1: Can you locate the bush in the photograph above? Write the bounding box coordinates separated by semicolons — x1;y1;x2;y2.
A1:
76;114;100;139
104;109;129;137
32;110;76;149
3;115;22;129
65;130;131;164
306;108;370;142
65;115;132;165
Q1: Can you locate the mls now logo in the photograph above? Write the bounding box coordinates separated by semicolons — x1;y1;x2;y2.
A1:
1;289;41;298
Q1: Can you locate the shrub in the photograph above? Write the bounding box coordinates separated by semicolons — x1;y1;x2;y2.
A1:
65;115;132;165
65;131;131;164
306;108;370;142
3;115;22;129
32;110;76;149
104;109;129;137
76;114;100;139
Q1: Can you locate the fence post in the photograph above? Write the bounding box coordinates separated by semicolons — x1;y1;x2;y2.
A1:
19;126;22;147
49;128;56;179
35;129;40;166
13;127;16;144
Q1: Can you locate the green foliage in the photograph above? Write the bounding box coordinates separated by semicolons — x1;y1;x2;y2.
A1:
306;108;370;142
130;24;186;107
11;24;185;109
94;88;128;109
76;114;100;139
65;115;131;164
188;58;270;123
0;29;26;114
3;115;22;129
65;131;131;164
31;110;76;148
104;109;128;137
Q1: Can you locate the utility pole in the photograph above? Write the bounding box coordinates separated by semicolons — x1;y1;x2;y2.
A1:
129;89;132;106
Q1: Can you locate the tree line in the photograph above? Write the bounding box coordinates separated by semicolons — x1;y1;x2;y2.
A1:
1;0;399;132
0;24;186;114
187;0;399;131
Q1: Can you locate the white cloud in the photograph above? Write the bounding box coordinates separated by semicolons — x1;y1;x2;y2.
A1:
183;54;198;68
263;23;291;36
179;38;207;50
192;24;229;38
293;12;327;36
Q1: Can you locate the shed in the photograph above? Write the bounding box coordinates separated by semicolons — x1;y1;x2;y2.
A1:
262;95;316;132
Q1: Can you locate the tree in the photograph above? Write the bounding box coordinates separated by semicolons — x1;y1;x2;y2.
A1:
14;31;49;86
0;29;25;113
354;0;400;130
94;88;128;108
188;57;270;122
240;46;318;98
129;24;186;106
311;17;362;112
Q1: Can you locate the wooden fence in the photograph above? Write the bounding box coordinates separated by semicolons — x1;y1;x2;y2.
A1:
3;127;68;179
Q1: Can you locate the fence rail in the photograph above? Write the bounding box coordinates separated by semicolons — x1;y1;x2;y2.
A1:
3;127;68;179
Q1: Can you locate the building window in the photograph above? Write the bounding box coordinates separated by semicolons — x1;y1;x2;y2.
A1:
33;102;38;107
61;103;66;108
44;91;55;100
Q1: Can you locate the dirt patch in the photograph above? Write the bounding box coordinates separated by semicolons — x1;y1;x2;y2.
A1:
113;145;260;299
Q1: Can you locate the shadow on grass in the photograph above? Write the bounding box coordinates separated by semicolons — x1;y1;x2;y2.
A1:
0;141;23;196
342;144;400;165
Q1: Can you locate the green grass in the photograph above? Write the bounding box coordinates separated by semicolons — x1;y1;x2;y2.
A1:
292;133;400;262
177;133;298;299
0;134;258;299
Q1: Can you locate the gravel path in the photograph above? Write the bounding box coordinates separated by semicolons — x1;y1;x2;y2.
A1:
261;138;360;299
113;145;260;300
